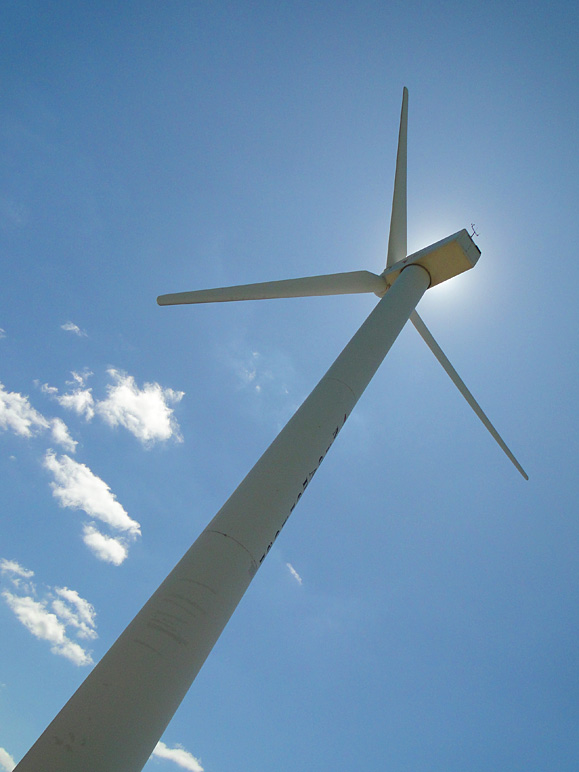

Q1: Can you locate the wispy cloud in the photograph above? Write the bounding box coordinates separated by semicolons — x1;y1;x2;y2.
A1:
0;560;96;666
51;587;97;640
43;451;139;563
224;345;297;428
232;349;291;398
40;383;58;396
42;370;95;420
0;328;6;340
44;451;140;537
96;369;184;446
43;369;184;446
3;368;180;565
61;321;87;337
229;347;293;396
0;383;77;452
0;559;33;582
236;350;263;392
56;387;96;420
82;524;128;566
0;383;50;437
0;747;15;772
1;592;93;665
50;417;77;453
286;562;303;585
151;741;204;772
0;558;35;595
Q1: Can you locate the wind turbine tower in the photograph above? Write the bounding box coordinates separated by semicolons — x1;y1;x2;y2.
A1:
14;88;526;772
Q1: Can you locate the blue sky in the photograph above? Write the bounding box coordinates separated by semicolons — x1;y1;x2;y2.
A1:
1;1;578;770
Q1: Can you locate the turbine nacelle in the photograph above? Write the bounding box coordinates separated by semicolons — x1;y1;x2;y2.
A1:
379;228;481;294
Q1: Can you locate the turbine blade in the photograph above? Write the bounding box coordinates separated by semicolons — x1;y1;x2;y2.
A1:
158;271;387;306
410;311;528;480
386;87;408;269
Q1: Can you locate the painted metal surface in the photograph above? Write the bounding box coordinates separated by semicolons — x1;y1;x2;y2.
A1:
157;270;387;306
386;86;408;268
410;310;528;479
382;229;481;290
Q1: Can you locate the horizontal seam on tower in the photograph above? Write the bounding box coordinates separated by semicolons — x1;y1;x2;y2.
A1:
205;529;258;566
322;375;357;401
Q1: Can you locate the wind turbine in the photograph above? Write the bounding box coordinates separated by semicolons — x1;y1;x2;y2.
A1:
14;88;526;772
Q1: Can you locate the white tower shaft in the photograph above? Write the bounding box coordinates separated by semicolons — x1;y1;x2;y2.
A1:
15;265;430;772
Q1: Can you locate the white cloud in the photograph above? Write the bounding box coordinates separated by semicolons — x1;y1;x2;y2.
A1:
0;383;50;437
40;383;58;396
0;383;77;451
0;559;34;580
1;591;93;666
69;371;91;387
96;369;184;446
40;369;184;445
152;741;204;772
4;592;64;642
286;562;303;585
0;559;35;594
1;561;96;666
44;450;140;537
56;637;93;666
43;370;95;420
61;392;95;420
57;388;95;421
0;747;15;772
61;321;87;337
82;524;128;566
50;417;77;453
0;328;6;340
52;587;97;640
